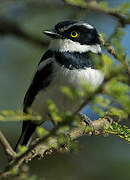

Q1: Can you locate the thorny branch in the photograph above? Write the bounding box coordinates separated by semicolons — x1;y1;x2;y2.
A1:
0;131;16;161
0;114;121;180
99;34;130;79
63;0;130;26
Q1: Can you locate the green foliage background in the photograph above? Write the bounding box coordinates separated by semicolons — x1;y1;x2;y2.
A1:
0;0;130;180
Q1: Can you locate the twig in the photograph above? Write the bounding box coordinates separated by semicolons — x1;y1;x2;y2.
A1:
0;114;121;180
63;0;130;26
0;131;16;160
0;17;48;48
99;34;130;80
99;34;120;60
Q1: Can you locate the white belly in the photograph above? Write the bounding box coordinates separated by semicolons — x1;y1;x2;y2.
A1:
31;62;104;121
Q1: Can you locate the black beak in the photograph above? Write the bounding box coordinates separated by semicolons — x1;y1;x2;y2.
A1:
43;30;61;39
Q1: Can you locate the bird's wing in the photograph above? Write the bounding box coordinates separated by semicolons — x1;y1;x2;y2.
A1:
23;50;53;113
15;50;54;150
22;50;53;132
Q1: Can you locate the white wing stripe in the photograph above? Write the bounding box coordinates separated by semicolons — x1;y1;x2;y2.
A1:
37;58;52;71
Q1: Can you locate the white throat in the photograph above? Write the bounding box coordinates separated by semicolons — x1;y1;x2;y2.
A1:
49;39;101;54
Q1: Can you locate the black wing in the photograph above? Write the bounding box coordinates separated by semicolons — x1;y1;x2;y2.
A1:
15;50;53;150
23;50;53;112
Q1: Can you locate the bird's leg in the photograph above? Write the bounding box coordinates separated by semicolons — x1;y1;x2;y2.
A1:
78;113;95;135
47;113;57;127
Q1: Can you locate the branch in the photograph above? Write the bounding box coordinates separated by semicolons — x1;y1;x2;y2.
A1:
0;131;16;161
87;4;130;26
0;114;121;180
99;34;130;80
0;17;48;48
63;0;130;26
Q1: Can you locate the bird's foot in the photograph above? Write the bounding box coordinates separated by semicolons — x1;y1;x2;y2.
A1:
78;113;95;136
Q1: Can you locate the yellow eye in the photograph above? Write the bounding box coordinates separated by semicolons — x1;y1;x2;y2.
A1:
70;31;79;38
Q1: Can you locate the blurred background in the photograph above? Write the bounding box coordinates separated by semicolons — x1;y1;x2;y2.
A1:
0;0;130;179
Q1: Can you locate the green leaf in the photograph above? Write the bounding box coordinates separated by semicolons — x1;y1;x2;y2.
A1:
105;122;130;143
119;2;130;13
0;110;42;121
69;140;81;153
47;100;62;123
64;0;86;7
61;86;84;100
17;145;27;155
101;54;113;76
98;2;109;9
36;127;49;138
104;79;130;115
10;167;19;175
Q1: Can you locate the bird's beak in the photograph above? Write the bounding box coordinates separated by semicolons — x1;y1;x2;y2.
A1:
43;30;61;39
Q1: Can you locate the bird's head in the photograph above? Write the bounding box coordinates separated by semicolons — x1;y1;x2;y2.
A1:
43;20;101;54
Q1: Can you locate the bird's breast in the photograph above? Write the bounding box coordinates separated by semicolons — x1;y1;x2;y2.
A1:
53;62;104;88
31;62;104;120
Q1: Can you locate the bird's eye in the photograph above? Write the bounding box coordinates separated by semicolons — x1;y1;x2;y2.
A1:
70;31;79;38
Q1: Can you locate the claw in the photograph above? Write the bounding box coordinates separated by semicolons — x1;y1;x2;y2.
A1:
78;113;95;136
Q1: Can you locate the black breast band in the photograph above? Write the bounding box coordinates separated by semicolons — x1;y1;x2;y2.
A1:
55;51;94;70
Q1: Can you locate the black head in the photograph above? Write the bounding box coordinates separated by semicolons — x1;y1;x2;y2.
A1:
44;20;100;46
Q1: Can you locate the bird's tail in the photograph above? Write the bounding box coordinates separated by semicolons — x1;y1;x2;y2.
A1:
15;122;37;152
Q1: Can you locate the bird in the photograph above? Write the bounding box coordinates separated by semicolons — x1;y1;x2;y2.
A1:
15;20;104;150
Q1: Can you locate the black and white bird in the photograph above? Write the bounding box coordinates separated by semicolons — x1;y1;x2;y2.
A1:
15;20;104;150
